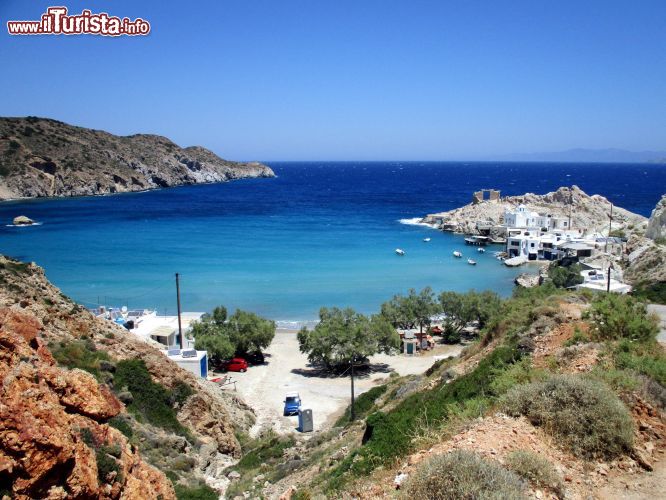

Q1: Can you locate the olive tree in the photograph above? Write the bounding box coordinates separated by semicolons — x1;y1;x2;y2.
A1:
192;305;276;361
380;287;439;336
438;290;501;343
298;307;399;369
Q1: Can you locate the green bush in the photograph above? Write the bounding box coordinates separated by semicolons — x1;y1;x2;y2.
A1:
505;450;564;498
501;375;633;459
173;483;218;500
585;294;658;342
114;359;189;437
331;344;523;480
632;281;666;305
169;381;194;407
236;431;295;471
335;385;387;427
548;263;584;289
401;450;525;500
291;490;312;500
96;446;122;484
50;339;110;380
108;415;133;438
613;340;666;386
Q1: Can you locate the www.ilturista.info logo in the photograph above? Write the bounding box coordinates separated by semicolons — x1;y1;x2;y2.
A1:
7;6;151;36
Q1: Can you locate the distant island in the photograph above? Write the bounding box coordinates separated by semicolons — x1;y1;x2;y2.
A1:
495;148;666;163
0;116;274;200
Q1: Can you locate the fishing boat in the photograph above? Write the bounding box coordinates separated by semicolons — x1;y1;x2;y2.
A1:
467;258;477;265
423;237;431;242
453;251;462;258
395;248;405;256
477;247;485;253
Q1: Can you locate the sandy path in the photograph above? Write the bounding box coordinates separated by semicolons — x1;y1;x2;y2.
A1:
222;332;462;436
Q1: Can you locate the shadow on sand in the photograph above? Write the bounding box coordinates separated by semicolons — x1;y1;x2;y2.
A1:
291;362;393;379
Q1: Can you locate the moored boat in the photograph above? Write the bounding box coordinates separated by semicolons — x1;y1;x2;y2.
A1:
477;247;485;253
453;251;462;258
467;258;477;265
395;248;405;256
423;237;431;242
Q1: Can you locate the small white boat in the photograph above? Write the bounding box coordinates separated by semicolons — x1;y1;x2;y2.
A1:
423;237;431;242
477;247;485;253
453;251;462;258
395;248;405;256
467;258;477;265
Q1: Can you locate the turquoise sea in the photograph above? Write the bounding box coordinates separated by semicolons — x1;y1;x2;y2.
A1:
0;162;664;326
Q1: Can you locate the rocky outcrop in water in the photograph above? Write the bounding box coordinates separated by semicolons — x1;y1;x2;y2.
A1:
421;186;647;237
0;116;274;200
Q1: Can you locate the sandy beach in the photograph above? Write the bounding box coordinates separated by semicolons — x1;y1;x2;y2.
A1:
217;330;463;436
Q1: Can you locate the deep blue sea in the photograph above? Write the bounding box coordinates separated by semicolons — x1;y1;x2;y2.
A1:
0;162;664;326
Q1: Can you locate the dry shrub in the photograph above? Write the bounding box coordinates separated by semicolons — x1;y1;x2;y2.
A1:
401;450;525;500
501;375;633;459
505;450;565;498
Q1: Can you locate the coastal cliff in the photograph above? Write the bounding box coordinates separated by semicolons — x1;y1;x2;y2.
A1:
0;117;274;200
0;256;255;496
623;194;666;289
421;186;647;237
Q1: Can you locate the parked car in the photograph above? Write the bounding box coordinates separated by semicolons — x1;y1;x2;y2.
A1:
283;392;301;416
245;351;265;365
223;357;248;372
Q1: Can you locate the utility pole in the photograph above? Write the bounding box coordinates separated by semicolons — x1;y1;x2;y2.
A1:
350;356;356;421
605;203;613;253
175;273;183;349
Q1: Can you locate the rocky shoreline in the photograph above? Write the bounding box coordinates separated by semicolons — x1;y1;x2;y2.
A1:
420;186;647;239
0;117;275;200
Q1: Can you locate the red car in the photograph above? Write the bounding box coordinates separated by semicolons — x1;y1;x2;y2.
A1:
223;357;248;372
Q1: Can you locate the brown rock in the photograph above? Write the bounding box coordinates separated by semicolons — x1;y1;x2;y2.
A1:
0;308;175;499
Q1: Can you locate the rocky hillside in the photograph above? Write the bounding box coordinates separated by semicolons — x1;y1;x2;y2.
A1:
622;194;666;295
646;195;666;241
421;186;647;237
0;256;255;497
0;117;274;200
227;289;665;499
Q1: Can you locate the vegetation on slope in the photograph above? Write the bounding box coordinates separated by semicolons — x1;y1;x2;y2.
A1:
401;450;526;500
501;375;634;459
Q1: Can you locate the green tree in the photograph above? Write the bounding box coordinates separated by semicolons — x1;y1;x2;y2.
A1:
298;307;399;369
226;309;276;355
191;306;275;361
585;294;658;342
548;263;584;288
380;287;439;335
438;290;501;343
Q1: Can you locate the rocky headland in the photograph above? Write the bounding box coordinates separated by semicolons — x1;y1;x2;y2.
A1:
0;256;255;497
421;186;647;238
0;116;274;200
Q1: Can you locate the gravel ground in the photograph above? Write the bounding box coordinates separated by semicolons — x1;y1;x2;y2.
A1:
216;331;463;436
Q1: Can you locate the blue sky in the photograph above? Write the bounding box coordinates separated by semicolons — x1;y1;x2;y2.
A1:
1;1;665;160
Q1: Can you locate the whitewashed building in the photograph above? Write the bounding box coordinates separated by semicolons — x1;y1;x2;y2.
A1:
504;205;572;232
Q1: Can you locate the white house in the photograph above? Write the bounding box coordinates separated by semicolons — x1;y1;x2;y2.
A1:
166;348;209;378
504;205;542;229
504;205;572;232
129;311;204;349
506;230;542;260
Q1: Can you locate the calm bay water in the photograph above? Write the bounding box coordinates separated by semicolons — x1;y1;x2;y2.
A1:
0;162;664;325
